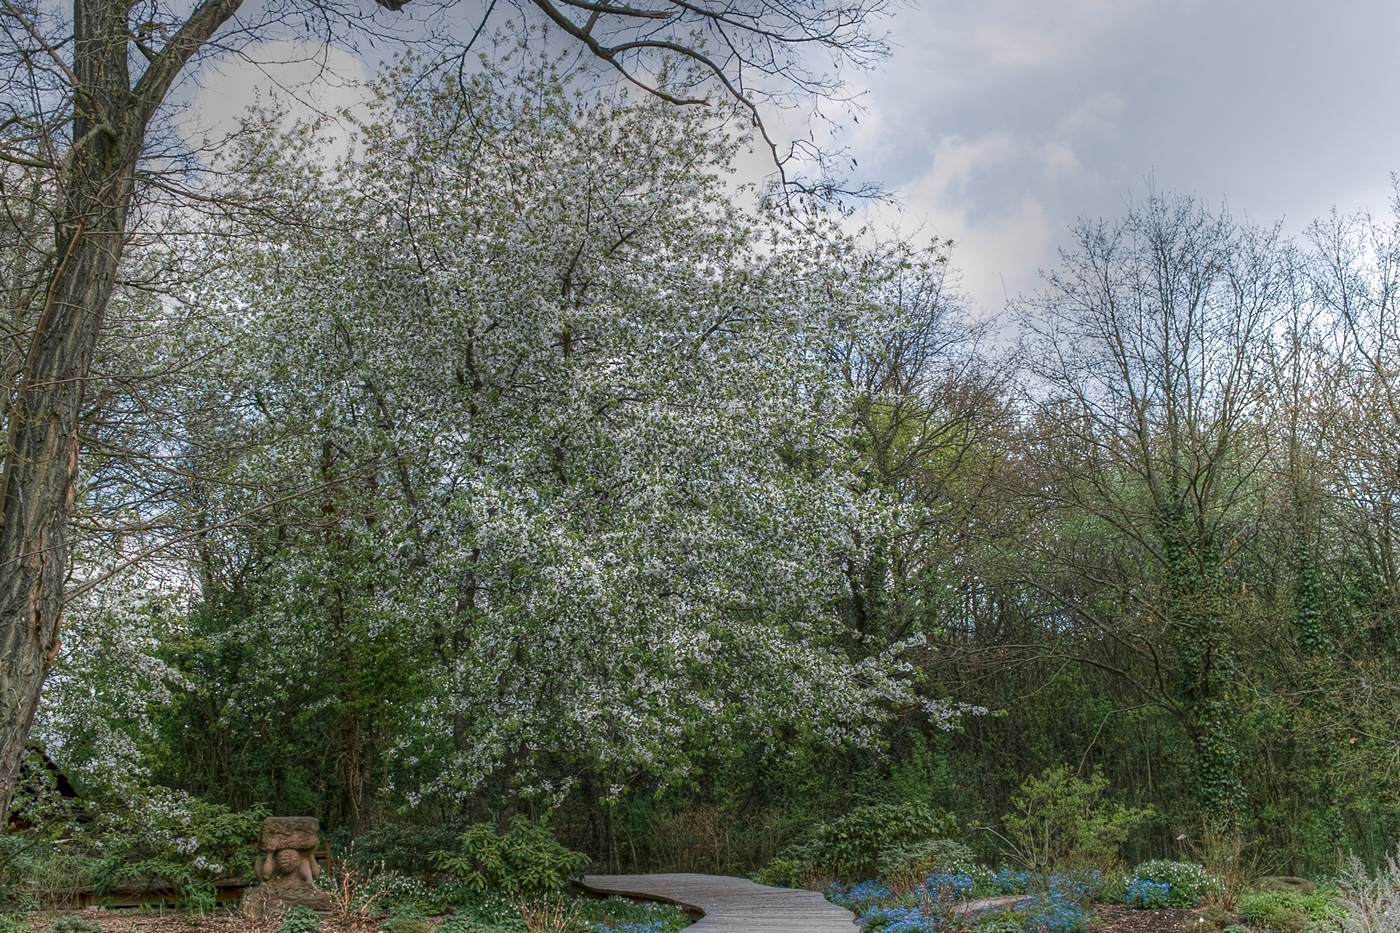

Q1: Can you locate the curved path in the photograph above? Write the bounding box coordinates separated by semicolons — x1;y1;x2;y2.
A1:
581;873;859;932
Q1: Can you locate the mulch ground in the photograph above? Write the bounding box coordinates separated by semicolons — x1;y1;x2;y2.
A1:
24;903;1205;932
1093;904;1199;933
17;910;385;932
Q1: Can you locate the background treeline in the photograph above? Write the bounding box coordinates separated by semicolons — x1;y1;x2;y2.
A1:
18;62;1400;883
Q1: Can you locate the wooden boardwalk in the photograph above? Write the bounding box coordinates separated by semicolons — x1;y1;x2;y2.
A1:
581;873;859;933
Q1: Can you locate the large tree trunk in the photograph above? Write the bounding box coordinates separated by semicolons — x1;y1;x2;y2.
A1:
0;222;129;814
0;0;142;813
0;0;244;815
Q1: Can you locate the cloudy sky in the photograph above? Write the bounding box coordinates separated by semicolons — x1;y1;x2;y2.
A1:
839;0;1400;310
185;1;1400;313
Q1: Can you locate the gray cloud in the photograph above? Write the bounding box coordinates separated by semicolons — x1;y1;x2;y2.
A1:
845;0;1400;310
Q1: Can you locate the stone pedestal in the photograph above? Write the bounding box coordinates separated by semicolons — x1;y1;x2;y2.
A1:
241;816;332;919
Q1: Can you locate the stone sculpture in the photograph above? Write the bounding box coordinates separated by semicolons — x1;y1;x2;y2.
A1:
242;816;331;919
256;816;321;885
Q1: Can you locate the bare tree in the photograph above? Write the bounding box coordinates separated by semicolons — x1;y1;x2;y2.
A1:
828;240;1012;646
0;0;892;812
1017;192;1290;822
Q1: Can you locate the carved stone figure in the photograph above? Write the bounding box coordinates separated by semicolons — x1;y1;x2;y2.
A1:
255;816;321;885
242;816;331;919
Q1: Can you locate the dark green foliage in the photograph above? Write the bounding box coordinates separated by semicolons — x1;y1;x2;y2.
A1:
436;898;527;933
1239;889;1341;930
972;913;1027;933
347;823;468;877
436;916;474;933
0;795;264;912
149;582;430;832
877;838;976;879
756;802;958;883
90;796;265;911
278;905;322;933
42;918;102;933
431;816;587;895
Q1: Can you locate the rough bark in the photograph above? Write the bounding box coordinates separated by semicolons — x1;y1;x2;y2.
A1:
0;0;245;816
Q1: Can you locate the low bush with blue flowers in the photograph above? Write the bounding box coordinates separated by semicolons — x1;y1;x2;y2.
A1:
1127;860;1213;908
828;880;897;911
990;870;1033;895
824;867;1107;933
1123;878;1172;909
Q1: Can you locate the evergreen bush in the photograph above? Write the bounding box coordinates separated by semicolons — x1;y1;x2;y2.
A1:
756;802;958;884
432;816;587;896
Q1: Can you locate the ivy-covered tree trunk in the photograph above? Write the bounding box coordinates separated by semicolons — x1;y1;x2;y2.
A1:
1158;500;1243;826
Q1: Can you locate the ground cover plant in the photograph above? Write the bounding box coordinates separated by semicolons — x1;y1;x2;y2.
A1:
825;868;1097;933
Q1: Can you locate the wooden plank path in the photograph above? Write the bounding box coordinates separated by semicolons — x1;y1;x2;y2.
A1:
581;873;859;933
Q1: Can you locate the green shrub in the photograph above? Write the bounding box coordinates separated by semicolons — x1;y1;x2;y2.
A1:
1239;889;1340;929
1097;870;1128;904
755;802;959;884
1132;860;1213;908
89;794;265;911
3;786;261;913
878;838;976;880
1002;766;1154;871
1258;878;1318;896
1197;903;1241;933
42;917;103;933
974;912;1028;933
25;850;104;909
380;903;430;933
0;914;24;933
435;890;528;933
347;823;466;877
382;904;433;933
279;904;321;933
432;815;587;897
752;858;809;888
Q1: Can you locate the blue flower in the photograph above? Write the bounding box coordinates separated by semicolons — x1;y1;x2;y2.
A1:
828;880;895;910
594;922;667;933
1124;879;1171;910
860;905;955;933
923;871;976;905
991;869;1032;894
1019;891;1090;933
